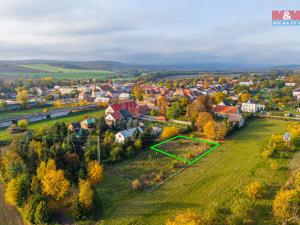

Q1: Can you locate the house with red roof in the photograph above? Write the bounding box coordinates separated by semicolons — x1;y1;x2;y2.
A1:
105;101;147;126
213;105;239;118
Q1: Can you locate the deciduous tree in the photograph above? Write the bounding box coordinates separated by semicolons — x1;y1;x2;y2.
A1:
87;160;104;185
160;126;180;140
79;179;93;208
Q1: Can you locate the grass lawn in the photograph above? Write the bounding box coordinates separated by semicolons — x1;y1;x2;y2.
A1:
95;119;290;225
0;109;105;141
152;136;215;164
0;107;57;120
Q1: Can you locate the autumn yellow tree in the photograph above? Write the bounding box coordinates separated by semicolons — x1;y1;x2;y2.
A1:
186;96;212;121
5;178;19;206
54;99;64;108
246;181;264;199
16;88;29;108
213;92;226;104
157;95;169;115
41;169;70;201
36;159;69;201
5;174;30;207
166;209;205;225
132;85;145;100
288;122;300;140
79;179;93;208
240;92;251;102
160;126;180;140
36;159;56;180
195;112;214;131
203;121;217;140
17;119;28;131
87;160;104;185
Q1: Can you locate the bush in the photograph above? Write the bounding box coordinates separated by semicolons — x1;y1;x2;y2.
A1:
246;181;264;199
160;126;180;140
131;179;141;190
166;209;205;225
18;119;28;131
228;197;255;224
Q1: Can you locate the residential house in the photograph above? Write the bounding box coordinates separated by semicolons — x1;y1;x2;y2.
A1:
105;101;143;117
241;101;265;113
228;114;244;128
213;105;239;118
285;83;296;87
80;118;95;130
119;93;131;100
68;122;81;132
78;91;90;100
115;127;143;143
105;109;132;126
239;81;253;86
293;88;300;97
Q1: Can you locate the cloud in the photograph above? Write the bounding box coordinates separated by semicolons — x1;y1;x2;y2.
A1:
0;0;299;65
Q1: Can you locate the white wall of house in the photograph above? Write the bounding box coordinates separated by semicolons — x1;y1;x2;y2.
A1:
241;103;258;113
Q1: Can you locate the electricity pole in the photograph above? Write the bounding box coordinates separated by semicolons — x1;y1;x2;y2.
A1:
97;136;101;163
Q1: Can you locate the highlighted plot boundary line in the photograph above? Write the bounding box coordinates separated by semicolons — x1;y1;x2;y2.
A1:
150;135;221;165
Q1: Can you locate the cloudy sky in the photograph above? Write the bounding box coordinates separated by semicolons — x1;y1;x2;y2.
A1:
0;0;299;65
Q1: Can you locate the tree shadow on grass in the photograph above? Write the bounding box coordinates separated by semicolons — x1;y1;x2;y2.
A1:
101;201;202;220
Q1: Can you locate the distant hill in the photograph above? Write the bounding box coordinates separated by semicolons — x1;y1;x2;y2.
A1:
0;59;299;73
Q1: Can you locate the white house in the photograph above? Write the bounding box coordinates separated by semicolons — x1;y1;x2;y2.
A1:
293;88;300;97
285;83;296;87
115;127;143;143
241;101;265;113
239;81;253;86
228;114;245;128
119;93;131;100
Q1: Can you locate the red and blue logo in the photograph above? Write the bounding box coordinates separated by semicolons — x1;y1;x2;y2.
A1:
272;10;300;26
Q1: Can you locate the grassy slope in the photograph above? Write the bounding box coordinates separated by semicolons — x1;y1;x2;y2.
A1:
0;64;135;80
0;109;105;141
96;119;288;225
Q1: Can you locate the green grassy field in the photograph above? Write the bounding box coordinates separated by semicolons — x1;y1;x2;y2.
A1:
95;119;290;225
20;64;114;74
0;107;57;120
0;64;135;80
0;109;105;141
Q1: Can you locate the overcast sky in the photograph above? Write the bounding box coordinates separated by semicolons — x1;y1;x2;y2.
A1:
0;0;299;65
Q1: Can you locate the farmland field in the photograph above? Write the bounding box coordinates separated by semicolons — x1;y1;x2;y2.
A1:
95;119;291;225
0;64;134;80
20;64;113;73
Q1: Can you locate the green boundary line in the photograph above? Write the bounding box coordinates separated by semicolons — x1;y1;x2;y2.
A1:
150;135;221;165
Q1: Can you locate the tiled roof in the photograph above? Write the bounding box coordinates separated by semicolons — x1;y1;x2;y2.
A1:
214;105;238;115
110;101;138;112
